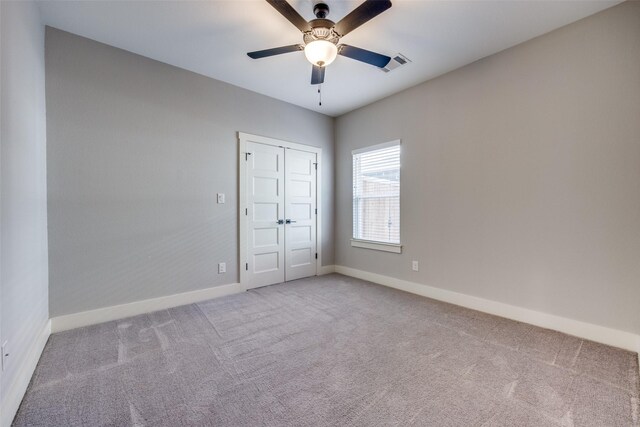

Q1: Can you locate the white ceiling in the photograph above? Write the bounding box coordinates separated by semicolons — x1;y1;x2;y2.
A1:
38;0;621;117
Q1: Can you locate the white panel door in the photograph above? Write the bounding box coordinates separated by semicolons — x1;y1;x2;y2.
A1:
245;141;285;289
285;148;317;281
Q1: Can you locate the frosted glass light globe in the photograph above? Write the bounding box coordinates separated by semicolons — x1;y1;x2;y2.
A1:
304;40;338;67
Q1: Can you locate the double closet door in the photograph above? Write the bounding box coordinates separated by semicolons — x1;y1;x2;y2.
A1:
243;139;317;289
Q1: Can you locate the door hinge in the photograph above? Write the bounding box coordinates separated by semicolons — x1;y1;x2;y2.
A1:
313;163;318;170
245;208;248;215
315;208;317;215
245;152;252;161
315;253;318;259
246;263;248;271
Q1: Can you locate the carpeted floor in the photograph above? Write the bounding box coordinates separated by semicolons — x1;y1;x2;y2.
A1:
14;274;640;426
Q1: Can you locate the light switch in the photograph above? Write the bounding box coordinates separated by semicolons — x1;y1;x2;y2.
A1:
218;262;226;274
2;341;8;371
217;193;225;204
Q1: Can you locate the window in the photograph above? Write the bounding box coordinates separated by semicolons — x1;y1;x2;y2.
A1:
352;141;401;253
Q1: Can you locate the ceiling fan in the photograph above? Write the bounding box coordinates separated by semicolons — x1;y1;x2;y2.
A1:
247;0;393;85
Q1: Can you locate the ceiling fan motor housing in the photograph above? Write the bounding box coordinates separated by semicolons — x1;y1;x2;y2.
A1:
304;19;339;45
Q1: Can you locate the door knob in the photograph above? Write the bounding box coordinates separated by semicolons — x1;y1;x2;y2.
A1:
285;219;297;224
277;219;284;225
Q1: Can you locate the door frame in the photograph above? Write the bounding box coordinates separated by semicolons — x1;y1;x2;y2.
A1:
238;132;323;290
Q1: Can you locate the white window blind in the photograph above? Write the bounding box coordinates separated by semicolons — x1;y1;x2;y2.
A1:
353;142;400;244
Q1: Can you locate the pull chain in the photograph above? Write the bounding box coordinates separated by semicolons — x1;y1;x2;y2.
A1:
318;85;322;106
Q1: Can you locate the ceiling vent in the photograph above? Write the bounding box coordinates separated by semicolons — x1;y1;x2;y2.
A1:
381;53;411;73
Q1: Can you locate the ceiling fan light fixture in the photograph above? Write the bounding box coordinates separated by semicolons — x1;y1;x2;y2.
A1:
304;40;337;67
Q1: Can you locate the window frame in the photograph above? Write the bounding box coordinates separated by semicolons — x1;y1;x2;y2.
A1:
351;140;402;254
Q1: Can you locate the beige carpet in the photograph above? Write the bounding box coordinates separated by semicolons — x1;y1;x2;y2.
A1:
14;274;640;426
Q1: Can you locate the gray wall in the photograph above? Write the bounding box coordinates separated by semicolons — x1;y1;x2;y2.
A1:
335;2;640;335
46;28;334;317
0;0;49;409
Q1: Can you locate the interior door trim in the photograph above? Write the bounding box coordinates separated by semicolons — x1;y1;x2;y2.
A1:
238;132;322;290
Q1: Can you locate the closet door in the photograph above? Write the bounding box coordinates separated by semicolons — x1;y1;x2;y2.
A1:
284;148;317;281
245;141;285;289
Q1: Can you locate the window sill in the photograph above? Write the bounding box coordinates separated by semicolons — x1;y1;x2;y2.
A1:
351;239;402;254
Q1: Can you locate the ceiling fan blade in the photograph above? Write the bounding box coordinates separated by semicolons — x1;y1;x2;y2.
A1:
338;44;391;68
247;44;303;59
311;65;325;85
266;0;311;33
334;0;392;37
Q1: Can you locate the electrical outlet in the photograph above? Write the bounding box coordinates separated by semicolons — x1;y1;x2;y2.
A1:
217;193;225;204
412;261;419;272
218;262;226;274
2;341;8;371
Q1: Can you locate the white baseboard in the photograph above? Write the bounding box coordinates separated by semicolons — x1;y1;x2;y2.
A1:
51;283;244;333
318;265;336;275
51;269;337;333
335;266;640;355
1;319;51;427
